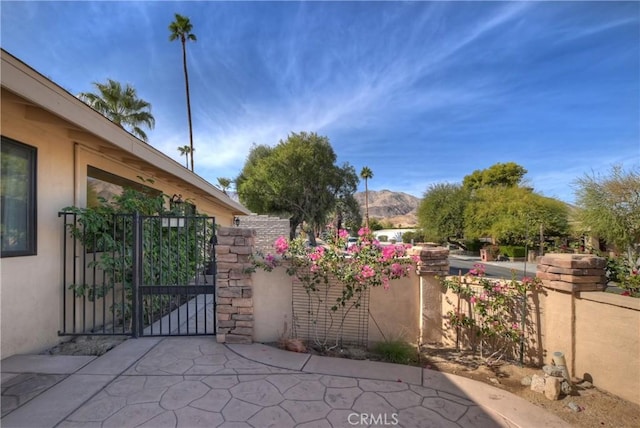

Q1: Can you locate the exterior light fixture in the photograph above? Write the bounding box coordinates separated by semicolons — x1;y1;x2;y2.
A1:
234;216;240;227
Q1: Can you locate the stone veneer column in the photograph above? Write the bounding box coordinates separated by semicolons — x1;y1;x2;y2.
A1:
536;253;606;376
413;246;450;345
215;226;256;344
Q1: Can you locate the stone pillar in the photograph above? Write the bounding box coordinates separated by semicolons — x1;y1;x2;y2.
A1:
414;246;450;345
215;226;256;344
536;253;606;376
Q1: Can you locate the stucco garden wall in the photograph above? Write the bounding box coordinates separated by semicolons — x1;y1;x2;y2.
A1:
573;293;639;405
429;281;544;366
536;254;639;405
250;249;639;405
252;268;419;346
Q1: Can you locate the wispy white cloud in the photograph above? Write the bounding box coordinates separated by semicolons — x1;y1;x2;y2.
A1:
2;1;637;201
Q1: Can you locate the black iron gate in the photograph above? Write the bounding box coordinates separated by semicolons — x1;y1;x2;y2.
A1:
59;212;216;337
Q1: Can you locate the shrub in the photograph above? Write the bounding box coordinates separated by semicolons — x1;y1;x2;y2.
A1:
499;246;526;258
372;340;417;365
464;239;483;252
402;231;425;244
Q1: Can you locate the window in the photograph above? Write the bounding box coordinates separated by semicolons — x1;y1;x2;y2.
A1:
87;166;161;207
1;137;37;257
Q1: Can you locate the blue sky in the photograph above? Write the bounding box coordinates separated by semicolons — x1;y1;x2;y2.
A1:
2;1;638;204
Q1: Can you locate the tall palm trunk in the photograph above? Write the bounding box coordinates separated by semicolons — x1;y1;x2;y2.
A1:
364;178;369;229
181;39;194;172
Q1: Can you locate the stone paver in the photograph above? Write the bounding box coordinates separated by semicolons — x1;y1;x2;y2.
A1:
1;337;571;428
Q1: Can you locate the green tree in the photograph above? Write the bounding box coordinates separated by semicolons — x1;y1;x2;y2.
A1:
217;177;232;194
464;186;569;245
417;183;470;244
463;162;527;190
327;193;362;236
169;13;197;172
177;145;191;168
78;79;155;142
574;165;640;264
360;166;373;228
236;132;358;241
368;218;384;231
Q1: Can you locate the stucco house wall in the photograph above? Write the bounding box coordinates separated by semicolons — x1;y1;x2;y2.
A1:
0;50;250;358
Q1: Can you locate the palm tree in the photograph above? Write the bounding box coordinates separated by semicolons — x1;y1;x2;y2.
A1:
169;13;197;172
217;177;232;195
177;145;191;168
78;79;155;142
360;166;373;229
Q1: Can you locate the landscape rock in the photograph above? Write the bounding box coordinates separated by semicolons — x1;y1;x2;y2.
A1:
545;376;561;400
520;376;532;386
566;402;582;413
542;364;565;378
530;374;546;393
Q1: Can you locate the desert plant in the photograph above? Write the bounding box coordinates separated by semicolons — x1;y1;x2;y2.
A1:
372;339;418;365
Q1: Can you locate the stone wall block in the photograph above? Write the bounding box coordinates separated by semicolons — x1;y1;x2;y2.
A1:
537;271;562;281
217;253;238;263
217;262;239;271
231;327;253;336
559;274;607;284
216;305;238;314
215;226;255;344
231;314;253;321
232;298;253;307
234;246;254;255
236;321;254;328
216;245;230;254
217;236;236;246
218;288;243;298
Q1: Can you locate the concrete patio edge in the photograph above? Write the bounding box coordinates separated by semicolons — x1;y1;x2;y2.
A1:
226;343;311;371
233;342;570;427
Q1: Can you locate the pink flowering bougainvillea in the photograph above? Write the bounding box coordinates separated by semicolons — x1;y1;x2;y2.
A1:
252;227;418;310
440;263;542;364
250;227;418;350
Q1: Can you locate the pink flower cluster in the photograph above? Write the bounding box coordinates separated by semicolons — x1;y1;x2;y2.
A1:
274;236;289;255
468;263;486;277
257;228;417;297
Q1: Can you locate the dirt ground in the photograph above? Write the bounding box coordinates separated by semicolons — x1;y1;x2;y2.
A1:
42;335;129;357
418;345;640;428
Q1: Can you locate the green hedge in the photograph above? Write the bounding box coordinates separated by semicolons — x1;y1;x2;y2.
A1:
464;239;483;252
402;231;425;244
499;245;526;258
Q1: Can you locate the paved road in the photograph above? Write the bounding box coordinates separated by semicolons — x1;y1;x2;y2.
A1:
448;256;537;280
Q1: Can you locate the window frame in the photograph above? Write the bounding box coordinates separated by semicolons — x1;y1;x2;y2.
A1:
1;136;37;257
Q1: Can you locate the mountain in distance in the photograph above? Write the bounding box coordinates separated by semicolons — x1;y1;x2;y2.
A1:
353;190;420;227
